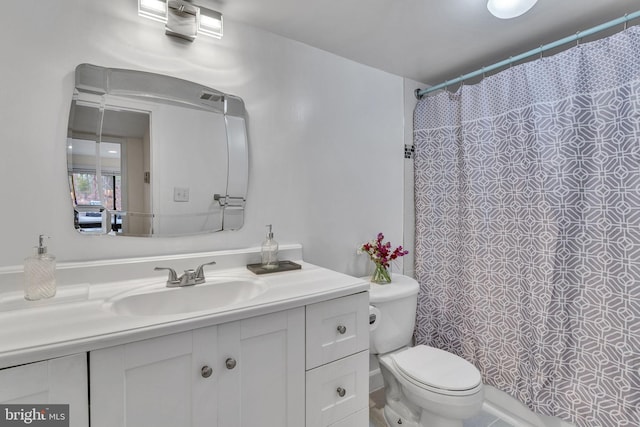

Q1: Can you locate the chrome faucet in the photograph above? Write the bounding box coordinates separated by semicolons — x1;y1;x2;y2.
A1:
155;260;217;287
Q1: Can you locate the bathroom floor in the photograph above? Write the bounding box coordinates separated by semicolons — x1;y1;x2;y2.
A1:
461;412;517;427
369;389;387;427
368;389;517;427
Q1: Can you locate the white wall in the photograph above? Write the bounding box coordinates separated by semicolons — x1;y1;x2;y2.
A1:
402;78;425;279
0;0;406;283
152;105;226;235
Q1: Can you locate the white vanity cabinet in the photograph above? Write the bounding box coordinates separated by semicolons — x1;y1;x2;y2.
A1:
305;292;370;427
89;292;369;427
0;254;371;427
0;353;89;427
90;308;305;427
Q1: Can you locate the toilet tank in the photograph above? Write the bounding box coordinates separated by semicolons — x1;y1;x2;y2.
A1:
368;274;419;355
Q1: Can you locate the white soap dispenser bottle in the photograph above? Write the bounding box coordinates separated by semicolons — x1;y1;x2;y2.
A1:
261;224;279;270
24;235;56;301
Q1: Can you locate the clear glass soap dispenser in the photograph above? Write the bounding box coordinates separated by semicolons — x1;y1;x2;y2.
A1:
261;224;279;270
24;235;56;301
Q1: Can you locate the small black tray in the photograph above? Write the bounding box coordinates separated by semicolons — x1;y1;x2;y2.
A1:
246;260;302;275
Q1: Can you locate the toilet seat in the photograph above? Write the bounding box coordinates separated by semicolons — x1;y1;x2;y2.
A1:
390;345;482;396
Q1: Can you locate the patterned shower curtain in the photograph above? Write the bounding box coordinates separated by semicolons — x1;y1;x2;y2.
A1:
413;26;640;427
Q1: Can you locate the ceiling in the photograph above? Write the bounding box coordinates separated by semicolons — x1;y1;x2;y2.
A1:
215;0;640;86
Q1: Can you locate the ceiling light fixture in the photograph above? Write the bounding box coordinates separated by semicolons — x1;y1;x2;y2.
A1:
487;0;538;19
138;0;223;41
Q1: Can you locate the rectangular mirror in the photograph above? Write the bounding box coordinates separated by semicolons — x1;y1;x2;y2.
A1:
66;64;248;236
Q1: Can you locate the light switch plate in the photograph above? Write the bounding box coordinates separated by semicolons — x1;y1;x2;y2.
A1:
174;187;189;202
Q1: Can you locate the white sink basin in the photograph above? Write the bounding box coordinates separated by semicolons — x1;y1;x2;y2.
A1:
106;277;267;316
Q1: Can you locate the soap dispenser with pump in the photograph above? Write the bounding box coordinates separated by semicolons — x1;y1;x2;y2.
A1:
24;235;56;301
261;224;279;269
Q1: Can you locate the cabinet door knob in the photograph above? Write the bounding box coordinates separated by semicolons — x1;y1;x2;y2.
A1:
337;325;347;334
201;365;213;378
336;387;346;397
225;358;237;370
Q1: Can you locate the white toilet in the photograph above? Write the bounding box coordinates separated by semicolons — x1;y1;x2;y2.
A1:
369;274;484;427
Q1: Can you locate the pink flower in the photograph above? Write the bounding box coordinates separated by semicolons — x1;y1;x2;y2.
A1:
359;233;408;268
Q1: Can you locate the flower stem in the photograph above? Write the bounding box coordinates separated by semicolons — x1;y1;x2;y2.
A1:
371;262;391;284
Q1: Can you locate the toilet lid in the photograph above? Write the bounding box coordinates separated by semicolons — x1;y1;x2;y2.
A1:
390;345;482;392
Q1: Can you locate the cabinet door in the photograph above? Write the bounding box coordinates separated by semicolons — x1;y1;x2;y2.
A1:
218;308;305;427
90;326;218;427
0;353;89;427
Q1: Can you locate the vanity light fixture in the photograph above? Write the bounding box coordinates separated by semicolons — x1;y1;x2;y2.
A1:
487;0;538;19
138;0;223;41
138;0;167;23
198;8;223;39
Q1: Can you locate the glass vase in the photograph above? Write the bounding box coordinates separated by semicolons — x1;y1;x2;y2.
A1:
371;262;391;284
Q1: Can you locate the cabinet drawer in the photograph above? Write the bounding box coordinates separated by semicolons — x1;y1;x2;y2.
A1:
305;350;369;427
328;407;369;427
306;292;369;368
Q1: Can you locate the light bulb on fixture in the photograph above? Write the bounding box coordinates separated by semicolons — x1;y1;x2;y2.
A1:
487;0;538;19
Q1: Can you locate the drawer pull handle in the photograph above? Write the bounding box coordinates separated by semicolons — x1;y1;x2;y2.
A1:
225;358;237;370
201;365;213;378
336;387;346;397
337;325;347;334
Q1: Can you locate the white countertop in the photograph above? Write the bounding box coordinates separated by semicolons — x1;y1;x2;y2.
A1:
0;260;368;369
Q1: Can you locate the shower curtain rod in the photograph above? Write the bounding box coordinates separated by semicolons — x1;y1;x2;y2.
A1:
415;10;640;99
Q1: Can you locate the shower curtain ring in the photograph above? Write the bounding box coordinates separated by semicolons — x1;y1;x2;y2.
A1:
576;31;581;46
624;14;629;30
539;45;544;59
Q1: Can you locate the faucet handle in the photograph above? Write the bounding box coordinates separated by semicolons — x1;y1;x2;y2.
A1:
154;267;180;286
195;260;217;283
